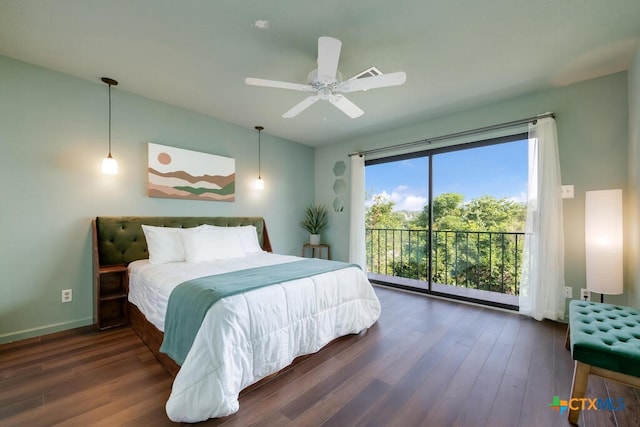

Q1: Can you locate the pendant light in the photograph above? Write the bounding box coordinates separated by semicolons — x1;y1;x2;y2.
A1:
255;126;264;190
101;77;119;175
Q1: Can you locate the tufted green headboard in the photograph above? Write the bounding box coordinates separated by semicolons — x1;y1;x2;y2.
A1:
93;216;272;267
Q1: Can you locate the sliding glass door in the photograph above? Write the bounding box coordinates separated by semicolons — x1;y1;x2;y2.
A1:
365;156;430;286
365;134;527;309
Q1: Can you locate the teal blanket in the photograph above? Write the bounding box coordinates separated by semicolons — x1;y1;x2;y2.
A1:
159;258;359;365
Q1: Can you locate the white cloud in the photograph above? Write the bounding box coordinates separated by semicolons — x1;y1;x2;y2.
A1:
368;186;427;212
399;195;428;211
508;191;528;204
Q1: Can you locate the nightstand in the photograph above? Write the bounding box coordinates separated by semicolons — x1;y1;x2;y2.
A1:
94;264;128;330
302;243;331;260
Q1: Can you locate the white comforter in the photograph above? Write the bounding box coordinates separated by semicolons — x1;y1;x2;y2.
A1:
128;253;381;422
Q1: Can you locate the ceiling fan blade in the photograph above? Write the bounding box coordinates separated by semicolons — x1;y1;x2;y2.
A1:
245;77;313;92
282;95;320;118
338;71;407;93
329;94;364;118
317;36;342;81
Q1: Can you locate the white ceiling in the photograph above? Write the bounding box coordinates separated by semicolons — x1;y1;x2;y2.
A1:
1;0;639;147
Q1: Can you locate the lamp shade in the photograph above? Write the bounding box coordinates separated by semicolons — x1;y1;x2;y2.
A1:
255;177;264;190
585;189;623;295
101;155;118;175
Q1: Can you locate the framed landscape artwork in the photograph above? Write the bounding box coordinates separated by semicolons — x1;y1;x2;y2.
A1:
148;143;235;202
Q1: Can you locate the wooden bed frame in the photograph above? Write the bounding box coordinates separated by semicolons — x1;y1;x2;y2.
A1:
92;216;273;377
129;302;181;376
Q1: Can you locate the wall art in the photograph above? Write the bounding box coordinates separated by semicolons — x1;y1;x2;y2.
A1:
148;143;235;201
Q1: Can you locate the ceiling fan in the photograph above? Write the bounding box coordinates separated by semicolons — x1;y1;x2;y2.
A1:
245;36;407;119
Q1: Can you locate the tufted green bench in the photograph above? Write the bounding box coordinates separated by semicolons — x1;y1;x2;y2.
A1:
566;300;640;423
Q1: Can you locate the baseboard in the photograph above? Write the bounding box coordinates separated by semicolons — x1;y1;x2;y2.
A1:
0;317;93;346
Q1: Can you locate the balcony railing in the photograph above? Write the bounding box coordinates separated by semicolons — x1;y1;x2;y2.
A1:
366;228;525;296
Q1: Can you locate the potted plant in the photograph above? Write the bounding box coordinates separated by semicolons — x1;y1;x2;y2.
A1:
300;204;328;245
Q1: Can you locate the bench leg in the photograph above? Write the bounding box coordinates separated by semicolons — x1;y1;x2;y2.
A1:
565;325;570;351
568;361;591;424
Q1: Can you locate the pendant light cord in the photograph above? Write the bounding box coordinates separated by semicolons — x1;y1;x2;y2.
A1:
101;77;118;158
108;83;112;157
255;126;264;179
258;128;261;178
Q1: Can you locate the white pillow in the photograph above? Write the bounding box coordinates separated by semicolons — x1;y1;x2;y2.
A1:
202;225;264;254
182;227;246;263
141;225;187;264
237;225;264;253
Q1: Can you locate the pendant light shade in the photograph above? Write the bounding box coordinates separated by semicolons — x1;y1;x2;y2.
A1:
102;154;118;175
255;126;264;190
101;77;118;175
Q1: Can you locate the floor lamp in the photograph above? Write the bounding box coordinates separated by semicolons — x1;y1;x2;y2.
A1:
585;189;623;303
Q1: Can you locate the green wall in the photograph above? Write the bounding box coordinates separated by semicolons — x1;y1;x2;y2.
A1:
316;72;631;313
0;55;315;344
628;48;640;308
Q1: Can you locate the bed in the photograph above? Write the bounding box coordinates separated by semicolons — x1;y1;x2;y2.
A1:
92;216;381;422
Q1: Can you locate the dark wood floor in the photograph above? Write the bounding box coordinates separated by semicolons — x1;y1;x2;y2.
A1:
2;285;640;426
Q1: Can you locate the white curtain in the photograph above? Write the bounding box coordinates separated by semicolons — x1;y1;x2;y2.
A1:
519;116;565;321
349;155;367;270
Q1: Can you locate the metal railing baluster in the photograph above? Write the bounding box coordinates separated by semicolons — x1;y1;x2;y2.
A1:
366;228;524;296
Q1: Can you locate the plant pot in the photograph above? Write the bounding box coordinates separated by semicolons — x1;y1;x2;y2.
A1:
310;234;321;245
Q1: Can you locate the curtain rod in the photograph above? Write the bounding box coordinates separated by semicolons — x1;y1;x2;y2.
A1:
348;112;555;157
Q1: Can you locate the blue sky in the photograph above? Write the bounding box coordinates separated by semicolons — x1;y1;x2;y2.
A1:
365;139;528;211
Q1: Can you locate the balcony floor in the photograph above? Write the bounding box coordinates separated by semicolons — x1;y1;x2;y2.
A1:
368;273;519;308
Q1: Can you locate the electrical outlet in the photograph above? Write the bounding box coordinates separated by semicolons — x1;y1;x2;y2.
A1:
561;185;574;199
564;286;573;299
580;288;590;301
61;289;72;303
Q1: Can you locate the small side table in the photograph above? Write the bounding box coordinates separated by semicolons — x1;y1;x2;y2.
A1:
302;243;331;260
94;264;128;331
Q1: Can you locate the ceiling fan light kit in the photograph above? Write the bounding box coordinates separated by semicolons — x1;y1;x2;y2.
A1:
245;36;406;119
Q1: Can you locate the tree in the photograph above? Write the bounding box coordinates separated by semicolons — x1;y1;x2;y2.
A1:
368;192;527;295
366;194;404;229
413;192;465;229
365;194;405;275
461;196;526;231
